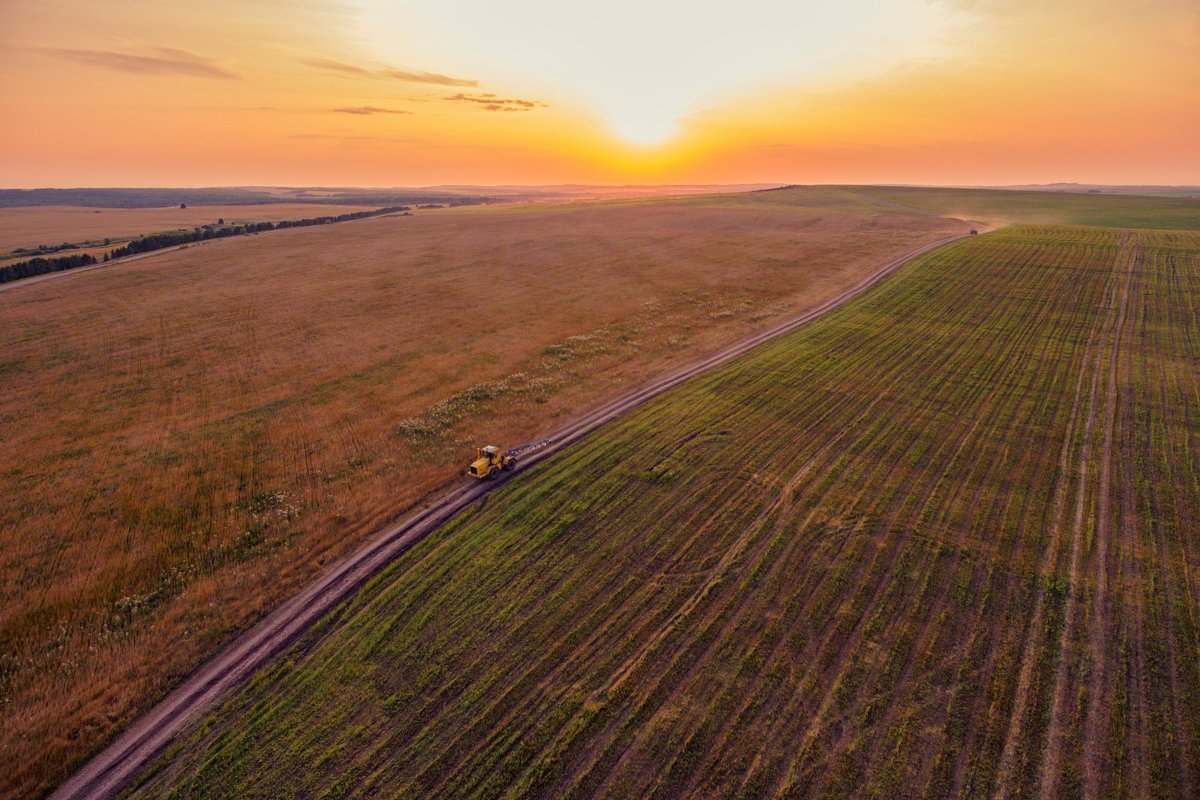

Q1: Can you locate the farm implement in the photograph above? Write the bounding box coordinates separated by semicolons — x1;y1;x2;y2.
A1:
466;438;552;480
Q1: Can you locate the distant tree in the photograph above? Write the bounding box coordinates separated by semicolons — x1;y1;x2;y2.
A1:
180;203;187;209
217;218;224;225
103;237;110;246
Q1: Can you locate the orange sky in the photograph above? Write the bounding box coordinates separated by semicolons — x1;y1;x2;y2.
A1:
1;0;1197;187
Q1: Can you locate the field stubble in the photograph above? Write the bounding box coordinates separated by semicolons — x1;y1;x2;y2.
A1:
121;224;1200;800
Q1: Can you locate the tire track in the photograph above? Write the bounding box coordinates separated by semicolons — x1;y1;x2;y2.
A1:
1037;235;1133;800
729;243;1058;798
558;304;979;798
501;256;982;799
412;381;859;796
848;248;1081;783
1119;270;1151;799
851;314;1055;793
945;243;1107;797
558;417;905;799
1083;238;1137;797
675;300;1001;797
398;350;909;797
989;244;1121;800
1146;248;1196;798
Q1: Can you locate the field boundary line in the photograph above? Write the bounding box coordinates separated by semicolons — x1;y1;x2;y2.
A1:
49;232;970;800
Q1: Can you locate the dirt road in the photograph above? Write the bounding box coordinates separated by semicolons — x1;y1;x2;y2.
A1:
50;233;969;800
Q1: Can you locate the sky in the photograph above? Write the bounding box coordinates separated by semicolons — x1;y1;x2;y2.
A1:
1;0;1197;187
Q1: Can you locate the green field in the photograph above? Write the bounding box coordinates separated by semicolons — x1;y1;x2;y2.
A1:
692;185;1200;231
124;224;1200;799
840;186;1200;230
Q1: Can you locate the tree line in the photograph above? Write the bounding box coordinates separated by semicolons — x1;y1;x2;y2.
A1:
0;252;101;283
0;207;410;285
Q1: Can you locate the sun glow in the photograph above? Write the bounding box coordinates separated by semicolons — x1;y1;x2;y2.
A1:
1;0;1197;186
357;0;961;146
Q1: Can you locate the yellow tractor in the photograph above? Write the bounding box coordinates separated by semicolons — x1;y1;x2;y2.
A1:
467;445;516;480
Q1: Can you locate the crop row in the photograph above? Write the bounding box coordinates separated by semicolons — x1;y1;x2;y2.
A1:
125;225;1200;799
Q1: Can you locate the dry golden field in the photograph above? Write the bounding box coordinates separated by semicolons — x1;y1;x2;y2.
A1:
0;204;377;254
0;191;965;798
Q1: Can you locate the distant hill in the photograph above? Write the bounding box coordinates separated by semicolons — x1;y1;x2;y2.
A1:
984;183;1200;197
0;184;788;208
426;183;784;199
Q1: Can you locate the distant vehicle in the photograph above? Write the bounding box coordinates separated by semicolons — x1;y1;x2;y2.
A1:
970;229;978;235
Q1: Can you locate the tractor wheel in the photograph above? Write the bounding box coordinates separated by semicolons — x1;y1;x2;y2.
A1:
503;457;517;471
488;466;499;480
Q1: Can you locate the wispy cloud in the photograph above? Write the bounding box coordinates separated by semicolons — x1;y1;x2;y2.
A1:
38;46;236;79
446;93;548;112
333;106;413;115
301;57;372;77
302;58;477;87
379;69;477;87
285;133;428;148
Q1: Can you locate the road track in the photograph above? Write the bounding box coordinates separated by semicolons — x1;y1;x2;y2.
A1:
50;232;969;800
